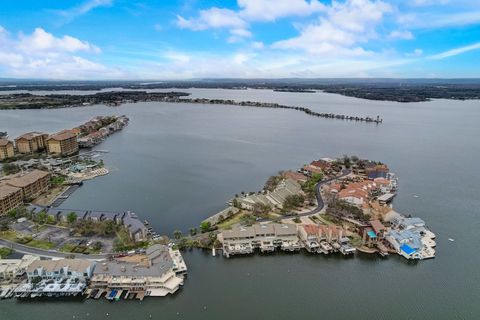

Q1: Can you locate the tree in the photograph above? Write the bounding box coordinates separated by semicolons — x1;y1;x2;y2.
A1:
189;227;197;236
92;241;102;251
283;194;305;211
46;215;56;225
37;211;47;224
67;212;77;225
252;203;271;216
173;230;182;240
200;221;211;233
2;163;20;175
264;175;283;191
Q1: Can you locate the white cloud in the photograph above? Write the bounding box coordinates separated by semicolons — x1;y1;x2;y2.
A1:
18;28;100;53
406;48;423;57
428;42;480;60
57;0;113;22
176;0;328;42
0;26;120;79
238;0;325;21
388;30;414;40
273;0;392;56
409;0;450;6
177;8;247;31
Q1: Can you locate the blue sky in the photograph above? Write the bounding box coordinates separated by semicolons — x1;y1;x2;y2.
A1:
0;0;479;79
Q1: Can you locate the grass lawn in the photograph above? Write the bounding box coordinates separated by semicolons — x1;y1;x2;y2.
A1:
0;230;19;242
59;243;77;253
0;247;14;258
27;239;55;250
216;212;249;230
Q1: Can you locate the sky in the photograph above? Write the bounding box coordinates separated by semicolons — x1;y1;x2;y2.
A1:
0;0;479;79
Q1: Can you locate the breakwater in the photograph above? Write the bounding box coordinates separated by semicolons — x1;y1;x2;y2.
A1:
168;97;383;124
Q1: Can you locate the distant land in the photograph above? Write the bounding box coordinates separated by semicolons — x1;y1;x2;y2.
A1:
1;78;480;103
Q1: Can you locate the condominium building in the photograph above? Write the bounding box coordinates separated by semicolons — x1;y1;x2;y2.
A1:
0;139;15;160
14;132;48;154
0;185;23;215
90;245;184;297
6;170;50;200
26;259;96;282
0;255;39;281
220;223;303;257
46;130;79;156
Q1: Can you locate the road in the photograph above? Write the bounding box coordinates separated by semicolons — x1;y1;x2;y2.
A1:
0;238;108;260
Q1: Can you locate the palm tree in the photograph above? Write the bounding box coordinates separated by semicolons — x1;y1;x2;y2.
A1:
173;230;182;240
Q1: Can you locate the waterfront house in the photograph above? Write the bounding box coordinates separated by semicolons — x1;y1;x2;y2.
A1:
366;164;389;180
0;139;15;160
384;211;436;260
121;211;149;241
298;225;321;252
90;245;184;297
283;171;308;183
46;130;79;156
26;259;96;282
0;255;39;281
220;223;302;257
221;226;255;256
14;132;48;154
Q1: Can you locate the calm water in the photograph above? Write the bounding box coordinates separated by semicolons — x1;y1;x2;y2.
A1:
0;89;479;319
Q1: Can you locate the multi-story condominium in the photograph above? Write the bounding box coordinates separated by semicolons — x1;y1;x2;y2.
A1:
46;130;79;156
6;170;51;200
0;139;15;160
0;255;39;281
0;185;23;215
220;223;302;257
91;245;184;297
26;259;96;282
14;132;48;154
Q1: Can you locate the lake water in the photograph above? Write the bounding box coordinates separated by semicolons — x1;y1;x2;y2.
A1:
0;89;479;319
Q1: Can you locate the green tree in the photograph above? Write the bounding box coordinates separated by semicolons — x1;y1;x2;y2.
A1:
283;194;305;211
37;211;47;224
189;227;197;236
173;230;182;240
46;215;56;225
200;221;211;233
67;212;77;225
2;163;20;175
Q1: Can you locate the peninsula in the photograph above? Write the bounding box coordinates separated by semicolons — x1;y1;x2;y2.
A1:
205;156;435;260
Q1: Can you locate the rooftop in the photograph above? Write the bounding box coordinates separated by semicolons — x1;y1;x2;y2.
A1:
0;139;12;146
15;132;47;141
47;130;76;141
0;184;21;199
6;170;50;188
27;259;94;274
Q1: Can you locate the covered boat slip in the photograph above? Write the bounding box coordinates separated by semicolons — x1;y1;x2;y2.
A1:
97;289;147;301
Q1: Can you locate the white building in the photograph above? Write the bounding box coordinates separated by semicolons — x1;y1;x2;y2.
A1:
26;259;96;281
0;255;39;281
